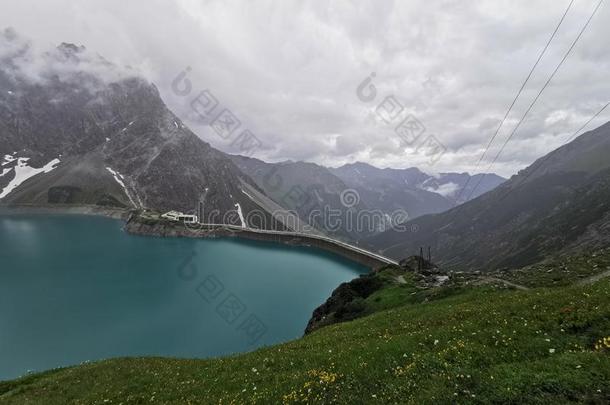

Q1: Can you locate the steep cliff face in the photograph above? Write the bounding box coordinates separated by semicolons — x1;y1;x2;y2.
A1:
0;32;268;225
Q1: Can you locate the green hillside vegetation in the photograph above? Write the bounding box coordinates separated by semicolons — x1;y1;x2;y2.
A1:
492;247;610;288
1;256;609;404
305;262;462;334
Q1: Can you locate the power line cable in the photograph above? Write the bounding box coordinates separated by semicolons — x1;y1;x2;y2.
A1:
453;0;575;205
465;0;605;203
497;100;609;202
441;100;609;274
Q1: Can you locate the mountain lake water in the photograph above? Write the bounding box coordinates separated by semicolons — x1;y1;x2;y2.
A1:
0;213;368;381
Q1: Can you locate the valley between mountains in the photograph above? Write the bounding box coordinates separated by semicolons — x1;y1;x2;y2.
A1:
1;30;610;404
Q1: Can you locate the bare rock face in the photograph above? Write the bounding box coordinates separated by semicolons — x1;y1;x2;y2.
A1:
0;31;267;225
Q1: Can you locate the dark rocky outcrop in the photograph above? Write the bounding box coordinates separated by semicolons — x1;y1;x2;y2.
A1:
304;272;384;335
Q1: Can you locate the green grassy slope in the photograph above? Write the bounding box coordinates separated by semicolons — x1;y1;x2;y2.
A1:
491;246;610;288
1;273;609;404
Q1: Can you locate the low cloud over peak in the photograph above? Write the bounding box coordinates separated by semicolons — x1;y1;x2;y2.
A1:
2;0;609;177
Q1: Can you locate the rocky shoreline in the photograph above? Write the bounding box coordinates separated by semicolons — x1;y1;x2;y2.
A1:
0;205;391;270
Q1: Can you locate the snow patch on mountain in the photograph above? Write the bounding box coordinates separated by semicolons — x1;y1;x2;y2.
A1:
105;166;137;207
424;182;460;197
0;157;60;199
419;177;435;187
234;203;246;228
2;154;16;166
241;189;256;201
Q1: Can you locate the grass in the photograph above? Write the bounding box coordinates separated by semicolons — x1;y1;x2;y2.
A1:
493;246;610;288
1;273;609;404
305;265;461;333
363;269;462;313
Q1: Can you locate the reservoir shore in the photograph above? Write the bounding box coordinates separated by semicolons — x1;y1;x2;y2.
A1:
0;204;395;270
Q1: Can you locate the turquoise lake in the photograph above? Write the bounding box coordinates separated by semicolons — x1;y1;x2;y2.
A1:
0;214;367;381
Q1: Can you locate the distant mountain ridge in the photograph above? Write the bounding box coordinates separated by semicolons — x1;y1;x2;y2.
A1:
329;161;505;212
231;155;505;240
366;120;610;271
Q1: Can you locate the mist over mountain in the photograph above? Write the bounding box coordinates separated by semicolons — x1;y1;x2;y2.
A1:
0;30;277;227
2;2;610;400
0;29;507;237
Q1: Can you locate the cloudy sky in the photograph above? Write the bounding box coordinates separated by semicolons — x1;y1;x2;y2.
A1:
1;0;609;177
